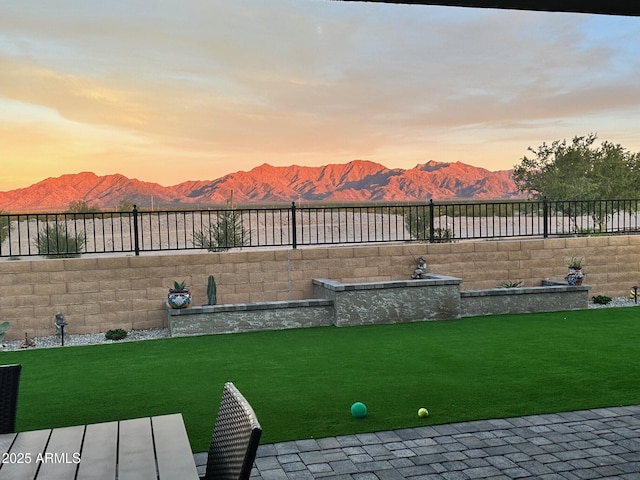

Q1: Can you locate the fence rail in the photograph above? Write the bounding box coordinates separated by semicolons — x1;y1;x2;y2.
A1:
1;198;639;257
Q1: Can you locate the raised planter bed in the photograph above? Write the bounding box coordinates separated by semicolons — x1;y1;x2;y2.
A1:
166;275;591;337
312;274;463;327
460;280;591;317
166;299;334;337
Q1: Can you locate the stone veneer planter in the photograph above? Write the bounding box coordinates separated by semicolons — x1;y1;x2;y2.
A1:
166;299;333;337
166;276;591;337
312;274;463;327
460;280;591;317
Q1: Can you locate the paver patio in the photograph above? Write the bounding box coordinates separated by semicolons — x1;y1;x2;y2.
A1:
195;405;640;479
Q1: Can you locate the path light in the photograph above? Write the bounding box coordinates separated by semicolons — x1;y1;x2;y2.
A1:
633;286;639;305
54;313;68;346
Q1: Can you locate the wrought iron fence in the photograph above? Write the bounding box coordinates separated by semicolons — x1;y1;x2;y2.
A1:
1;198;639;257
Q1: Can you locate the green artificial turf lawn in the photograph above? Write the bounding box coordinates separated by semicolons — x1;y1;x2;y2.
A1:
2;308;639;452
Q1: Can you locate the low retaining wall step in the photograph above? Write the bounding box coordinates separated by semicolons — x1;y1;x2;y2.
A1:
460;281;590;316
167;299;334;337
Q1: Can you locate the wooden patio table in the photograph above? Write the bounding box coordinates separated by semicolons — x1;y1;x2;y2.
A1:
0;413;199;480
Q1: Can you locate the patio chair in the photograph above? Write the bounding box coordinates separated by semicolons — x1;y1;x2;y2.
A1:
0;364;22;434
202;382;262;480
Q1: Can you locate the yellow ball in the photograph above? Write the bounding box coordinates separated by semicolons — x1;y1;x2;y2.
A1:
418;407;429;418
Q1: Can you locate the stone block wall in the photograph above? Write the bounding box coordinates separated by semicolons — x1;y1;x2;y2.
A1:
1;235;638;340
460;284;591;317
312;276;462;326
167;299;334;336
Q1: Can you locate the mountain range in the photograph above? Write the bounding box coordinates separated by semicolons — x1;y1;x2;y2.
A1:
0;160;523;212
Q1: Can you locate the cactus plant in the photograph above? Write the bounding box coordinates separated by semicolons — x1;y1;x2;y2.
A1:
0;322;9;344
207;275;217;305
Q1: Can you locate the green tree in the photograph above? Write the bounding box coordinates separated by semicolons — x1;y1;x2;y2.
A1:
117;199;135;212
513;134;640;231
513;134;640;200
68;200;100;213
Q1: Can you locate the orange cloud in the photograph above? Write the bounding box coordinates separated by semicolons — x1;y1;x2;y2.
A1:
1;2;640;191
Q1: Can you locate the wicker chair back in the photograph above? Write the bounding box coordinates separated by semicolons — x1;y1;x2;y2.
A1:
203;382;262;480
0;364;21;434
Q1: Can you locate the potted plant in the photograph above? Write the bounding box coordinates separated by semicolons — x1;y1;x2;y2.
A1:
565;256;585;286
167;280;192;309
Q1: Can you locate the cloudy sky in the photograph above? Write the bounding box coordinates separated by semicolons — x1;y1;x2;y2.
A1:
1;0;640;190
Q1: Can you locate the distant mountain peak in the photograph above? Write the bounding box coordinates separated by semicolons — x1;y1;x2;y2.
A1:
0;160;523;212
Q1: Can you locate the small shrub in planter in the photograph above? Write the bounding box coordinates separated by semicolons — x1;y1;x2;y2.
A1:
592;295;612;305
499;280;523;288
105;329;127;341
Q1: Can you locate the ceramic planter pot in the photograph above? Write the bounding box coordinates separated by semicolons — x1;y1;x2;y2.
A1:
565;267;584;286
167;289;192;309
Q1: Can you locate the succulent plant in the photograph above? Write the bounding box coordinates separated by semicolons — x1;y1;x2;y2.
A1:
171;280;188;292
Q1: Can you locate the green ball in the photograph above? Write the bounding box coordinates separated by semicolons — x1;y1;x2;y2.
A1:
351;402;367;418
418;407;429;418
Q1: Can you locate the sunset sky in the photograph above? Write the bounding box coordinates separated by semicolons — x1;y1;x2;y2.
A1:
2;1;640;191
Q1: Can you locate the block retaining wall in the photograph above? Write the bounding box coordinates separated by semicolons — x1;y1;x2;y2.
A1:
1;235;638;340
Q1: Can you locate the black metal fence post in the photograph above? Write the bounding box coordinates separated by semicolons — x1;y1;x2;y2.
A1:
133;205;140;256
543;197;549;238
291;201;297;249
428;199;435;243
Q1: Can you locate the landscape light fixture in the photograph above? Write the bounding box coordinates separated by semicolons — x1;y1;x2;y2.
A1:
54;313;68;346
633;286;639;304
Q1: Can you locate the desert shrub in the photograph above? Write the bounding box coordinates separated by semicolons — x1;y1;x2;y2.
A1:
105;329;127;341
0;212;11;245
68;200;100;213
406;205;430;240
35;223;86;258
433;227;453;243
592;295;612;305
405;207;453;243
193;209;246;252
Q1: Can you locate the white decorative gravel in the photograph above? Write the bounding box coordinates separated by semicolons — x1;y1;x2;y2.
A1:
2;328;170;351
587;296;639;309
1;296;637;351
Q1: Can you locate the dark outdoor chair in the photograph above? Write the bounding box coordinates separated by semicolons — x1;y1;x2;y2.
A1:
202;382;262;480
0;364;22;434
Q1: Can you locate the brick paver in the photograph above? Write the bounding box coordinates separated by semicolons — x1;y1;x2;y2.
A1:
194;406;640;479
